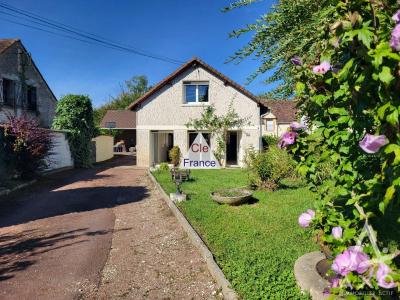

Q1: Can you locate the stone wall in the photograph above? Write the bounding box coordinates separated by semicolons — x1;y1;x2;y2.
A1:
0;41;57;128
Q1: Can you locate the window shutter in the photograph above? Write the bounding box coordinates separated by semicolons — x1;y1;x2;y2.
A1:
0;78;3;105
15;81;22;107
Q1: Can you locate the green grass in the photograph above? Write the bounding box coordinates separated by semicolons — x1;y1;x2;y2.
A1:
153;169;318;299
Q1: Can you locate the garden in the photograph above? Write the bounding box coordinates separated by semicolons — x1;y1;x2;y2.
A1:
153;0;400;298
153;167;318;299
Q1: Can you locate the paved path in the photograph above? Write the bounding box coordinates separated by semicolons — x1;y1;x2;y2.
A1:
0;157;217;300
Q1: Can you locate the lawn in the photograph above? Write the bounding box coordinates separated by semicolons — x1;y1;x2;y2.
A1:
153;168;318;299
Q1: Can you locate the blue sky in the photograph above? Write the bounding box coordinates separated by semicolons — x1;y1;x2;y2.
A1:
1;0;276;107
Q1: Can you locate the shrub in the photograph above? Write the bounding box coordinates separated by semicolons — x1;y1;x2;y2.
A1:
168;146;181;166
52;94;95;168
262;135;279;149
158;162;170;171
0;115;53;179
291;1;400;295
249;146;296;190
243;145;257;168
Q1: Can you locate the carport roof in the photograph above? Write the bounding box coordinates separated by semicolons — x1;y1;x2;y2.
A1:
100;110;136;129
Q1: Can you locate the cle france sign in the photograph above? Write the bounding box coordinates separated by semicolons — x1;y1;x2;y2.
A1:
180;133;220;169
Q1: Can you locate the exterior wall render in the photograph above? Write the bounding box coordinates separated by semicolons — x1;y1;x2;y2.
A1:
135;65;261;167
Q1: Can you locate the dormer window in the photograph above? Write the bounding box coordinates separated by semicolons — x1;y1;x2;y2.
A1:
184;82;209;104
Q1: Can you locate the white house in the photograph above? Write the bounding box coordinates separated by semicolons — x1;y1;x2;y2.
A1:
128;57;297;167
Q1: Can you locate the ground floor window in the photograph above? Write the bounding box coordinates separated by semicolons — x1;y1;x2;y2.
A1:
188;131;210;148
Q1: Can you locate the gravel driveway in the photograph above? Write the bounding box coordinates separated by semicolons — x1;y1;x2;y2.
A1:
0;157;217;300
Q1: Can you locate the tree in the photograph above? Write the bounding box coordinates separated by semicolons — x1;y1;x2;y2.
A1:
186;102;250;165
94;75;149;125
225;0;336;98
52;94;95;168
290;0;400;295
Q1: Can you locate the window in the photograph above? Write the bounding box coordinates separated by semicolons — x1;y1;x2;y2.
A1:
105;121;116;128
27;85;37;111
266;120;274;132
184;82;209;103
188;132;210;148
3;79;16;106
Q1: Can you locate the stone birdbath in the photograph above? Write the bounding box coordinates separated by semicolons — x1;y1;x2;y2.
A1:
211;188;252;206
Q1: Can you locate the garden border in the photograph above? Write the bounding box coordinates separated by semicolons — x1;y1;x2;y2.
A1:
147;170;238;300
0;179;37;198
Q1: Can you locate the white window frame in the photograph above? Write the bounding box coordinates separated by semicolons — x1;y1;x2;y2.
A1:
183;82;209;104
266;120;274;132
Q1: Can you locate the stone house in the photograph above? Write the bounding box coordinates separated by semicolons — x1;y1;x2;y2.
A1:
260;99;298;137
0;39;57;128
128;57;297;168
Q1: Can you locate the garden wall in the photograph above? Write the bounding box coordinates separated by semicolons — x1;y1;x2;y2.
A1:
92;135;114;163
44;131;74;171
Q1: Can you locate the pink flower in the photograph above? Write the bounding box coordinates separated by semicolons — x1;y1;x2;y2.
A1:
290;121;306;131
332;247;370;276
359;134;388;154
393;10;400;24
390;24;400;51
376;263;396;289
331;277;340;288
332;226;343;239
278;131;298;148
298;209;315;228
312;61;331;74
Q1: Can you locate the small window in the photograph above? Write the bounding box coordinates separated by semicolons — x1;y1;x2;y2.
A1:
188;132;210;149
184;83;209;103
27;85;37;111
3;79;16;106
105;121;116;128
266;120;274;132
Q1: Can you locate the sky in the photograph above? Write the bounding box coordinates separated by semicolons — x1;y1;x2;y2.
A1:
1;0;276;108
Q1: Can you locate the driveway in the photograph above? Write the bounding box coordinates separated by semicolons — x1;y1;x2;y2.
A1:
0;157;217;300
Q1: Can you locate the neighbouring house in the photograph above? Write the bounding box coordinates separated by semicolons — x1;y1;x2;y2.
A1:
0;39;73;173
0;39;57;128
259;99;297;137
129;57;294;168
100;110;136;151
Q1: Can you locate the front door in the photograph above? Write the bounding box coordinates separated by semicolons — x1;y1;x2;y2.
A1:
226;131;238;165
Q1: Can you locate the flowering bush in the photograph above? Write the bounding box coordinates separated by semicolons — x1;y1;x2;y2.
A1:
1;115;53;179
289;0;400;297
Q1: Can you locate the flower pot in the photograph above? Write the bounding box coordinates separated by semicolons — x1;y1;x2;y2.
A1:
211;188;252;206
294;251;330;299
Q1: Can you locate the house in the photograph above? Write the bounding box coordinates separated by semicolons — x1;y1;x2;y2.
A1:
259;99;298;137
0;39;57;128
129;57;270;168
100;110;136;151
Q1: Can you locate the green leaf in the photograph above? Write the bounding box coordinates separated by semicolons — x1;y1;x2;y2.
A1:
328;107;348;116
357;24;374;48
378;66;394;85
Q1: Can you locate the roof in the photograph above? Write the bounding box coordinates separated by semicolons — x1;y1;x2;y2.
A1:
0;39;57;103
0;39;18;54
128;57;260;110
100;110;136;129
260;99;298;123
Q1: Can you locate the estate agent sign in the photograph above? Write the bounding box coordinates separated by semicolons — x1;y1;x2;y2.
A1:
180;133;220;169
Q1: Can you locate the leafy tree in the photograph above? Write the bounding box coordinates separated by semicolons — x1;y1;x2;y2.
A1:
225;0;336;98
52;94;95;168
288;0;400;295
186;102;250;165
94;75;149;125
